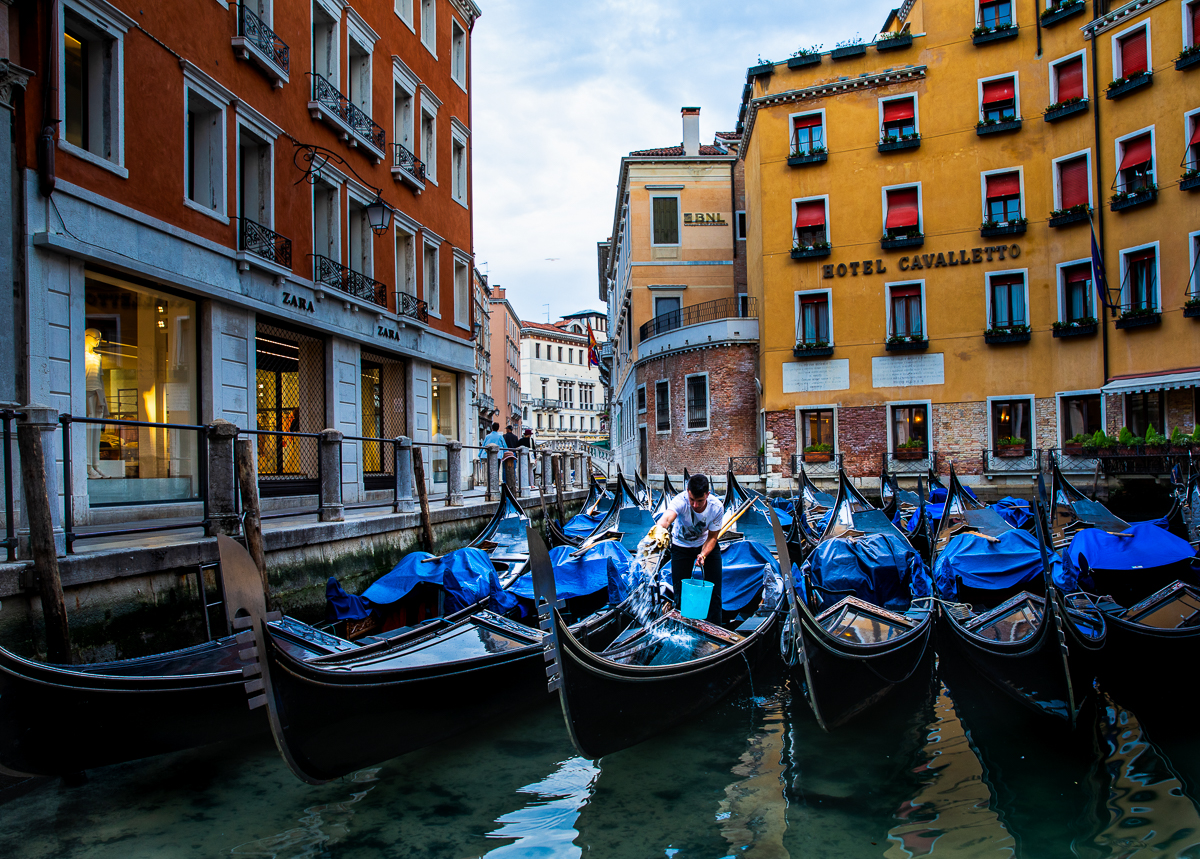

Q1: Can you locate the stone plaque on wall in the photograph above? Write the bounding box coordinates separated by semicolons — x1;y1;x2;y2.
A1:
871;353;945;388
782;359;850;393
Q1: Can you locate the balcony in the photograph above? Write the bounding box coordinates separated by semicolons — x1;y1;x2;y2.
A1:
391;142;426;192
396;291;430;324
233;3;289;86
312;254;387;309
238;218;292;270
472;393;495;411
307;74;386;162
882;449;938;475
982;447;1040;475
638;296;758;342
527;398;563;411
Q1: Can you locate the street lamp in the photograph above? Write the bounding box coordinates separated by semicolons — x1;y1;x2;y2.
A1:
366;192;392;235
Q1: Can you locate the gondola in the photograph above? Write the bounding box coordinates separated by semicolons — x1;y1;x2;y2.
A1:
245;533;636;783
533;526;783;759
633;471;652;508
931;467;1099;724
578;470;657;554
1050;459;1198;712
721;469;791;547
779;469;935;730
649;472;677;520
547;474;614;548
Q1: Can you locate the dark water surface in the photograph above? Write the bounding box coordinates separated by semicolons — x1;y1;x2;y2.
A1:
3;662;1200;858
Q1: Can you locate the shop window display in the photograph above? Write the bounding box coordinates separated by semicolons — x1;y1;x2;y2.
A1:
430;370;458;484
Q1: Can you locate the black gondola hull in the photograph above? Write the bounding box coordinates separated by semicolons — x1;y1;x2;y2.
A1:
1096;612;1200;712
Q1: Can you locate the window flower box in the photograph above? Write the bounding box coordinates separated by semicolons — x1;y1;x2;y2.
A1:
1062;443;1087;456
803;452;833;463
886;336;929;352
878;135;921;152
1044;98;1088;122
996;442;1028;457
881;233;923;249
984;326;1031;344
788;149;828;167
972;24;1018;45
980;219;1027;237
793;342;834;358
1052;319;1098;337
1114;309;1161;329
976;118;1022;136
894;446;927;461
1110;187;1157;212
1105;71;1152;99
748;62;775;77
1176;46;1200;71
1181;171;1200;191
1184;301;1200;318
876;32;913;51
1040;0;1085;27
788;52;823;69
831;42;867;59
791;243;832;259
803;444;834;462
1048;205;1090;227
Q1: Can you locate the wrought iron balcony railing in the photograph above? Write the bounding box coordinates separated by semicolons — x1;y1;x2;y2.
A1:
638;295;758;342
239;218;292;268
392;142;426;181
396;290;429;323
237;3;289;74
312;254;387;308
310;74;385;152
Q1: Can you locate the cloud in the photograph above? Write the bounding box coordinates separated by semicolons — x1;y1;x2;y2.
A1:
471;0;898;321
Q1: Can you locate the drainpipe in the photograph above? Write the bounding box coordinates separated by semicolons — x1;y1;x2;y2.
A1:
1090;3;1110;386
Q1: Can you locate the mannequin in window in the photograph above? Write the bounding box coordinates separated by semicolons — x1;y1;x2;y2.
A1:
84;328;108;479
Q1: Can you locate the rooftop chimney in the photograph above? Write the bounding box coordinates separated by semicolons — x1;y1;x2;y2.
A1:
682;107;700;156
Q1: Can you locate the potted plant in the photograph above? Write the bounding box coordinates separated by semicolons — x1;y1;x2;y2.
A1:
1116;426;1145;455
875;30;913;51
1062;433;1089;455
996;436;1027;457
895;437;927;460
1182;167;1200;191
831;36;867;59
788;45;823;68
1178;43;1200;69
1185;296;1200;318
1106;70;1151;98
748;56;775;76
1049;203;1091;226
803;442;833;463
1143;424;1168;449
1081;429;1116;455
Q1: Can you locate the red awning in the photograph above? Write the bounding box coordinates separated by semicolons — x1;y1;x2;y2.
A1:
795;200;826;228
982;77;1015;104
1059;157;1089;209
891;284;921;298
1120;28;1147;75
1118;134;1152;170
990;273;1024;287
986;172;1021;199
885;188;920;229
1065;265;1091;283
1190;119;1200;146
1055;58;1084;102
882;98;914;123
793;113;822;129
1127;248;1156;264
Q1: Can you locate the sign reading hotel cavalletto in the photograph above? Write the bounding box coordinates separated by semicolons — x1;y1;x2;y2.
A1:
684;213;728;226
821;244;1022;279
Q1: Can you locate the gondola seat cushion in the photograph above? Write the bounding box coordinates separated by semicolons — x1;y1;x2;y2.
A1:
511;542;635;603
800;533;930;611
1058;522;1196;596
933;530;1049;601
660;539;779;611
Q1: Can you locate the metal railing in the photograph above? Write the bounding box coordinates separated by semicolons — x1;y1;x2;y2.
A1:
310;74;386;152
790;452;843;478
638;296;759;342
982;447;1042;474
882;449;939;475
239;217;292;268
237;2;290;74
392;141;426;180
728;455;765;476
1092;445;1193;476
313;254;387;308
1;410;17;562
396;290;429;323
1047;447;1100;473
243;428;322;504
527;398;563;410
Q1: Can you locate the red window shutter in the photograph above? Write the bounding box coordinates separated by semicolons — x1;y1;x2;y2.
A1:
1055;58;1084;101
794;200;826;228
1127;249;1155;264
885;188;920;229
1118;134;1152;170
981;77;1015;104
1059;157;1089;208
986;172;1021;199
793;114;822;129
891;284;921;298
1065;265;1091;283
1190;119;1200;146
1193;2;1200;47
991;273;1024;287
800;294;827;306
1120;29;1147;75
882;98;915;122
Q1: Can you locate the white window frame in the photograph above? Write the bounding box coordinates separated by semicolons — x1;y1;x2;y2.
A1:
1186;0;1200;49
1111;20;1152;79
985;395;1036;450
684;372;710;432
345;9;378;120
311;172;342;270
394;217;418;298
1190;229;1200;299
393;58;419;157
795;404;840;455
787;107;827;154
880;182;924;237
794;288;834;346
450;16;467;90
877;93;921;137
234;112;278;229
311;0;341;88
1048;49;1089;103
649;193;682;247
984;268;1031;329
1113;124;1157;192
423;237;441;317
58;0;132;178
453;250;471;330
1184;107;1200;170
654;380;671;434
420;85;441;184
884;279;928;339
421;0;437;57
975;0;1018;26
450;118;469;208
979;166;1026;224
1051;148;1093;211
182;65;233;223
1118;240;1162;310
345;182;375;278
791;195;831;248
1055;257;1095;322
885;401;934;455
1056;389;1106;447
395;0;414;32
976;70;1022;123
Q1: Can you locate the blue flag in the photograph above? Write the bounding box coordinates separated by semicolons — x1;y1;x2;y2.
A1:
1090;224;1110;309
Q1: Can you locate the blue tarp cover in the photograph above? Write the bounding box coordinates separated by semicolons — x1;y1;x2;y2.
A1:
906;503;944;532
993;497;1033;529
933;529;1048;600
1056;522;1196;591
511;541;635;604
661;539;778;611
326;577;371;622
929;486;947;503
800;533;931;611
563;510;608;539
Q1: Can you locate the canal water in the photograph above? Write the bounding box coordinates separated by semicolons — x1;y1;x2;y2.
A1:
3;660;1200;858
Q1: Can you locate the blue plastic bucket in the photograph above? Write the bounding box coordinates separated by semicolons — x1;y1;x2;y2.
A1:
680;579;714;620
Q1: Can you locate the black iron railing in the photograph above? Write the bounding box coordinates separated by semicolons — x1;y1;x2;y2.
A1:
639;296;758;342
310;74;386;152
313;254;388;308
1047;447;1100;473
397;290;429;323
790;452;843;478
982;447;1041;473
882;449;939;475
728;455;765;475
240;428;323;504
239;218;293;268
237;2;289;73
392;142;426;180
1;410;17;562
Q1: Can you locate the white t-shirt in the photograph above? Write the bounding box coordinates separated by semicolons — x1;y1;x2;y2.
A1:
667;491;725;548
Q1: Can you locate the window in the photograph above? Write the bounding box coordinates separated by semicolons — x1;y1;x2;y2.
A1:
1121;248;1157;312
557;346;563;362
1061;394;1102;441
312;177;340;265
791;113;825;155
989;273;1027;329
889;283;924;338
1115;25;1148;79
881;96;916;141
984;172;1022;224
537;413;543;429
312;2;339;86
637;384;646;413
347;34;372;120
736;211;747;240
1116;132;1154;192
655;381;670;432
1186;114;1200;172
1191;232;1200;299
651;196;680;245
62;4;125;170
395;0;414;28
347;196;372;276
451;18;467;87
796;293;830;345
535;344;540;359
185;85;227;217
591;417;596;431
1051;55;1085;104
685;375;709;430
453;258;469;329
421;107;437;183
237;124;273;229
979;0;1013;28
558;415;564;430
424;241;440;315
793;199;828;249
1061;264;1094;323
1056;155;1090;211
980;77;1017;123
1125;391;1164;438
451;133;467;206
540;379;547;399
991;399;1032;449
884;186;920;238
421;0;436;53
799;409;835;451
654;296;681;330
891;405;928;449
570;416;575;431
395;226;415;296
1188;0;1200;50
568;349;573;364
393;77;416;157
430;369;458;480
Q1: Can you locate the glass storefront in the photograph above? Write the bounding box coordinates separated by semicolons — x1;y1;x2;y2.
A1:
84;272;199;506
361;352;407;490
430;369;458;484
255;322;326;496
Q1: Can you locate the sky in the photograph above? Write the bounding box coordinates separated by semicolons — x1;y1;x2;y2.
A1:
470;0;899;324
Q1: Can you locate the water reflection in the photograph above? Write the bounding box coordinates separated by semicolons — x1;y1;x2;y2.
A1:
719;691;790;857
482;757;598;858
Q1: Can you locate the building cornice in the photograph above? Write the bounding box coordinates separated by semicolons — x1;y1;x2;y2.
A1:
449;0;483;28
1081;0;1169;38
0;60;34;109
633;338;757;370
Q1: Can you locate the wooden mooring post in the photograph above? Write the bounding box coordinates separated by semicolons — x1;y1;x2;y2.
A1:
234;438;269;604
412;445;435;550
554;454;566;524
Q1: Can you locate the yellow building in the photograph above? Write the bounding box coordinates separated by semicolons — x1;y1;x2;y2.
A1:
739;0;1200;487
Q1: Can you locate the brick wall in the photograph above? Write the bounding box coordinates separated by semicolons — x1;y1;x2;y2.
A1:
838;405;888;477
1034;397;1057;450
1167;389;1196;435
767;410;797;477
932;402;986;475
1105;394;1123;436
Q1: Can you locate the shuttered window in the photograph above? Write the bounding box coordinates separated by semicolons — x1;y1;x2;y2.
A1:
1119;28;1147;76
986;172;1021;222
981;77;1017;121
881;97;916;139
1063;264;1093;322
1054;58;1084;101
885;187;920;230
651;196;679;245
1058;157;1089;209
1118;134;1152;170
792;113;824;154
